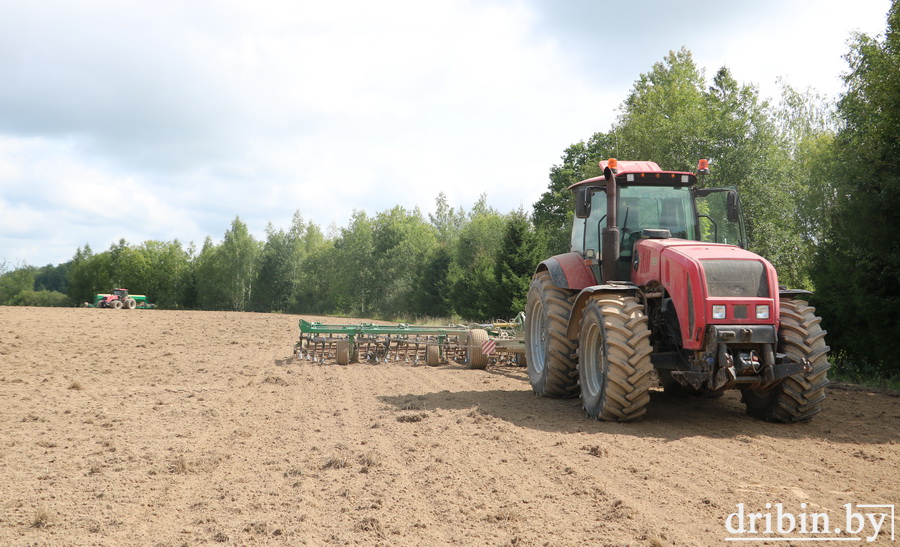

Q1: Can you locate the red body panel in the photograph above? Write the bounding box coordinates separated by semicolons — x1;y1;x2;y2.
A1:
632;239;779;350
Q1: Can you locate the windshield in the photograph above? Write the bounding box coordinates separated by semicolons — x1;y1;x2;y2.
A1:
619;185;696;247
573;184;696;258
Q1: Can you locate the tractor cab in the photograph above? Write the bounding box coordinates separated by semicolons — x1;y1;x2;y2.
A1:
570;160;747;283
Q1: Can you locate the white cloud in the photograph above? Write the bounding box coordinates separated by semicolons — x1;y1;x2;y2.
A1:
0;0;891;266
692;0;890;100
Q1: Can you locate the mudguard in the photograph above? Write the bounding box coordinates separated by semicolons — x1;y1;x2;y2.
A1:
536;252;597;291
565;284;640;339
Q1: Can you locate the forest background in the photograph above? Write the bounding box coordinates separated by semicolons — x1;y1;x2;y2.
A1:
2;3;898;383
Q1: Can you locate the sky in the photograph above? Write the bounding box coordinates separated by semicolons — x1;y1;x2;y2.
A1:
0;0;891;268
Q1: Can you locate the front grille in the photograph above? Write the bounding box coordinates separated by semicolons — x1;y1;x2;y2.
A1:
702;260;769;298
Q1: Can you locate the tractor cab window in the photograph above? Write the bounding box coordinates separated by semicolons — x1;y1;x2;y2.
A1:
574;185;696;259
694;187;747;248
572;189;608;259
618;185;696;256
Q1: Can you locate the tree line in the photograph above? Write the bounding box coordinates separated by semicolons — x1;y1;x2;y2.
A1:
0;197;543;323
1;1;897;380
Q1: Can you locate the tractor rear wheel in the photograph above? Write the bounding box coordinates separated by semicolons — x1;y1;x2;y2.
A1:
578;294;653;421
124;298;136;310
524;271;578;398
465;329;489;369
111;300;123;310
742;299;830;422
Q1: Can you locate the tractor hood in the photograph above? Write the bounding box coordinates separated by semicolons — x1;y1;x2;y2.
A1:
633;238;780;350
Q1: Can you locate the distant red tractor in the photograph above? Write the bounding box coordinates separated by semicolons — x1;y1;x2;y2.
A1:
95;288;141;309
524;159;830;422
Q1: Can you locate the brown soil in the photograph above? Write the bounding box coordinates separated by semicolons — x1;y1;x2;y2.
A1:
1;307;897;545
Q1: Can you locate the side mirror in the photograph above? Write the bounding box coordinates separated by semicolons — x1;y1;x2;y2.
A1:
726;191;740;223
575;187;592;219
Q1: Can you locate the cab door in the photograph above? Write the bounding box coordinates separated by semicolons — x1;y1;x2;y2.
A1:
693;187;747;248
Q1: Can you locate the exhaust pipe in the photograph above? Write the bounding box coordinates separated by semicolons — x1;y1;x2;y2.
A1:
601;160;621;283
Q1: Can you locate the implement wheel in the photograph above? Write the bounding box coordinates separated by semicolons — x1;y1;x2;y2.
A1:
578;294;653;421
335;340;350;365
524;271;578;398
465;329;489;369
742;299;830;422
426;344;440;366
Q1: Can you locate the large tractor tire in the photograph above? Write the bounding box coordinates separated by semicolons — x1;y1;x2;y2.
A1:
524;271;578;398
578;294;653;421
742;299;830;422
111;300;123;310
124;298;137;310
465;329;489;369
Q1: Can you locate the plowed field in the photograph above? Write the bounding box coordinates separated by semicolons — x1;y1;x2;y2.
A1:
1;307;897;545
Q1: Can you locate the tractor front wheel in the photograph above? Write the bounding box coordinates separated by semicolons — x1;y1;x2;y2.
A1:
524;271;578;398
578;294;653;422
742;299;830;422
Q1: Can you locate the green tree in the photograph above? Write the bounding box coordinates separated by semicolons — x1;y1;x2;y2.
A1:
533;133;614;256
702;68;814;287
137;240;192;308
251;211;325;313
34;262;71;294
112;241;152;295
67;245;114;305
494;209;543;317
297;233;337;314
195;237;224;310
253;223;300;313
0;264;37;305
615;47;708;171
11;290;69;307
418;246;454;318
370;206;439;317
195;218;260;311
813;0;900;377
536;48;824;289
448;195;507;320
420;193;468;317
329;211;376;316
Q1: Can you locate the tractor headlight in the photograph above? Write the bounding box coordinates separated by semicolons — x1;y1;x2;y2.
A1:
756;305;770;320
712;305;726;319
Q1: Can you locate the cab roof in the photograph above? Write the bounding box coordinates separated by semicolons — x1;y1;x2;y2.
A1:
568;160;698;191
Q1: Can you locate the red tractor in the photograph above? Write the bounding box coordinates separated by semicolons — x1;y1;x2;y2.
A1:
524;159;830;422
96;288;138;310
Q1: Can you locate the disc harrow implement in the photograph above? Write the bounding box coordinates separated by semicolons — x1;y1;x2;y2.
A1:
295;316;526;367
